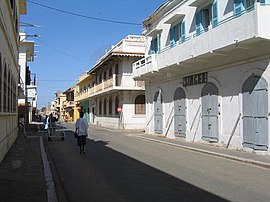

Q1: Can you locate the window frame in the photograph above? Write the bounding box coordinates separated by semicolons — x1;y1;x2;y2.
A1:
134;94;146;115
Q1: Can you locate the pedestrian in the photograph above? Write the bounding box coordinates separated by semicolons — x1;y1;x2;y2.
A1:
44;115;49;130
19;114;25;128
75;111;89;154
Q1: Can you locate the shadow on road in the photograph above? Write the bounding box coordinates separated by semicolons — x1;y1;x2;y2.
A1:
46;130;229;202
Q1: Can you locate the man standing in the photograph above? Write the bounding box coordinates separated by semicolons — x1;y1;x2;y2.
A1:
75;112;89;154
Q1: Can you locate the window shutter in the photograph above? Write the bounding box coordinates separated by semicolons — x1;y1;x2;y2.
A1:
234;0;244;15
195;11;202;36
169;28;175;47
212;0;218;27
181;21;186;42
157;33;161;53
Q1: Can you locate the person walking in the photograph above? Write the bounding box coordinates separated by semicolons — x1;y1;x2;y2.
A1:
75;111;89;154
44;115;49;130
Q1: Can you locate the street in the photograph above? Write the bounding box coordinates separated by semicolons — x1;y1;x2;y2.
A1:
44;123;270;202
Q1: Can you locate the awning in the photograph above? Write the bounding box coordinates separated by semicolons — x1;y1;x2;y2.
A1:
164;13;185;24
146;28;163;37
189;0;213;7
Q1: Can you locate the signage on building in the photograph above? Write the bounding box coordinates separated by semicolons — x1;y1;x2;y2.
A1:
183;72;208;87
117;107;122;113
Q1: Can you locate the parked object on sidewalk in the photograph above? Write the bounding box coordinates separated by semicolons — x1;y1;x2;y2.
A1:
47;121;66;141
75;112;89;154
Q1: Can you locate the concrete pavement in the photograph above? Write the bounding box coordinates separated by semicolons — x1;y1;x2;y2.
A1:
1;122;270;202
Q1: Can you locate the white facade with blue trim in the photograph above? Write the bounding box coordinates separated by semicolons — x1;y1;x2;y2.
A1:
133;0;270;154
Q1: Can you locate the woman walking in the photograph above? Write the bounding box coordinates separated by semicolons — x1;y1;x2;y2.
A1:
75;111;89;154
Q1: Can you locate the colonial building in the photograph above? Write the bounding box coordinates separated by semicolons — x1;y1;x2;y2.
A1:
74;73;93;123
63;87;78;122
18;32;35;124
133;0;270;153
75;35;146;129
0;0;27;162
54;91;66;121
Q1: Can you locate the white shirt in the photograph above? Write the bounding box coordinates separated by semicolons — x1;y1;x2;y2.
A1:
75;118;89;136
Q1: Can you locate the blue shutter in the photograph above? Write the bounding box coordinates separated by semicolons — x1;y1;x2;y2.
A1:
151;37;157;54
212;0;218;28
175;24;180;42
157;33;161;53
234;0;244;15
181;21;186;43
169;28;175;47
150;40;153;54
195;11;202;36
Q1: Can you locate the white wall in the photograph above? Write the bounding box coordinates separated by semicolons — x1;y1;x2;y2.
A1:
145;58;270;153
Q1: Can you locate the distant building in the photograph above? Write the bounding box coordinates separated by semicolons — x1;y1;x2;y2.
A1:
18;32;35;124
133;0;270;153
63;87;78;122
54;92;66;121
0;0;27;162
75;35;146;129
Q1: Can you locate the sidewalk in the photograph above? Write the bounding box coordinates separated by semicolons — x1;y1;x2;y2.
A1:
0;123;47;202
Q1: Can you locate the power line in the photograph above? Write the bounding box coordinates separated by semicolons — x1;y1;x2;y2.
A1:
32;37;89;63
26;0;142;26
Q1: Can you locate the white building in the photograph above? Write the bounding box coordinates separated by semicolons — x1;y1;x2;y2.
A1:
18;32;35;123
0;0;27;162
133;0;270;153
75;35;146;129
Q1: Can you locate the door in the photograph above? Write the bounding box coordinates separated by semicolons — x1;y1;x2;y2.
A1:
154;90;163;134
201;83;219;142
174;87;186;137
242;75;268;150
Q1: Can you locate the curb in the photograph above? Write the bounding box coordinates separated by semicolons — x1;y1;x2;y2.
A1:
40;137;58;202
135;135;270;169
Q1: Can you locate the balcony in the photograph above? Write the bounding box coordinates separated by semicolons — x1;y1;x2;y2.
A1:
133;3;270;79
75;74;145;101
63;101;75;108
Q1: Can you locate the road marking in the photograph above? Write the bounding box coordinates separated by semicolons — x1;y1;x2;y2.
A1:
40;137;58;202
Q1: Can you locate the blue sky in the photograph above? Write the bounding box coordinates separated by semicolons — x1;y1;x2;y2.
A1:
21;0;165;109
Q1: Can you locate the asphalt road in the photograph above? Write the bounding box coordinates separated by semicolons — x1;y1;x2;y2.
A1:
44;123;270;202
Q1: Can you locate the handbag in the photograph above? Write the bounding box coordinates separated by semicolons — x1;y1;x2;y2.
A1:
74;132;78;138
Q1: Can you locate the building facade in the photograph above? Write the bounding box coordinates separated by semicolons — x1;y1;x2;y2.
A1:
0;0;27;162
63;87;78;122
133;0;270;153
18;32;35;124
75;35;146;129
54;92;66;121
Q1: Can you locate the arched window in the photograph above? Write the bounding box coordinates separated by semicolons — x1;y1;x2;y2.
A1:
3;65;7;112
103;98;107;115
109;97;113;115
115;63;119;75
135;95;145;114
12;77;16;112
99;74;102;84
99;100;102;115
109;68;112;78
103;70;107;80
0;53;2;112
8;70;11;112
115;96;119;114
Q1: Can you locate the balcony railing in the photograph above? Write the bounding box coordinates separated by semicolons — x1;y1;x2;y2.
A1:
75;74;144;101
133;3;269;78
